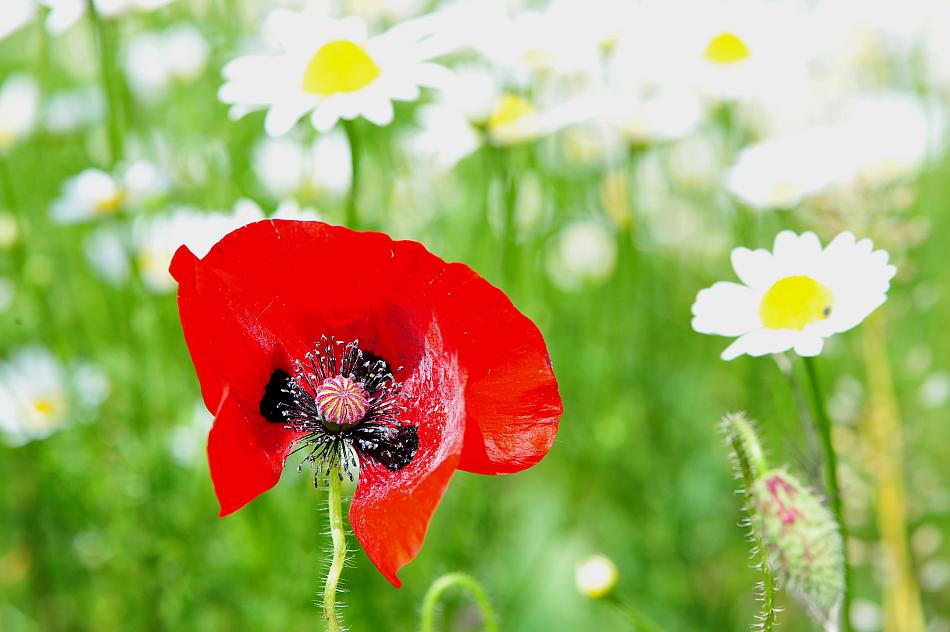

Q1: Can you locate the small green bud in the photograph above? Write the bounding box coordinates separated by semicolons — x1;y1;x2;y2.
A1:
751;469;844;627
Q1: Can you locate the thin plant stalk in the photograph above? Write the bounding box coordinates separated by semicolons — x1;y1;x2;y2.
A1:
323;473;348;632
860;313;925;632
802;357;851;632
343;120;360;228
86;0;124;166
604;594;666;632
419;572;499;632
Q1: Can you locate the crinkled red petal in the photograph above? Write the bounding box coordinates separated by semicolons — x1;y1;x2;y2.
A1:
349;322;465;587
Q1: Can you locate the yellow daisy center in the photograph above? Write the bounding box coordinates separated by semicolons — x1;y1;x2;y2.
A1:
704;32;750;64
302;40;381;96
759;276;834;331
488;94;535;131
33;398;56;415
95;192;125;215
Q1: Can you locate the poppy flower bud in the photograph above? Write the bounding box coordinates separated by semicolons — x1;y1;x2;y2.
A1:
575;554;619;599
750;469;844;626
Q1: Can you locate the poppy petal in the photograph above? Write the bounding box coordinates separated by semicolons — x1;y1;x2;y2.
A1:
422;265;562;475
172;244;304;514
208;394;299;516
349;322;465;587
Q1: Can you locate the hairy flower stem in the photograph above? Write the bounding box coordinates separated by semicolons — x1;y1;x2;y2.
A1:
861;313;925;632
323;473;347;632
419;573;499;632
86;0;124;166
803;357;851;632
343;120;360;229
725;414;777;632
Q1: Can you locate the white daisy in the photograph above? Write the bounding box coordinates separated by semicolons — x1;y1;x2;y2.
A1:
218;5;450;135
0;0;36;42
0;73;40;153
0;347;108;446
40;0;175;35
545;220;617;291
50;162;169;223
123;25;210;102
692;231;896;360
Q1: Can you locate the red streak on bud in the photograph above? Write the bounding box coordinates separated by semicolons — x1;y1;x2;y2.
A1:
766;474;803;526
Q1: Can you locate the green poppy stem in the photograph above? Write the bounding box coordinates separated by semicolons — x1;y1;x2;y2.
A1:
420;572;499;632
802;356;852;632
724;413;777;632
323;473;347;632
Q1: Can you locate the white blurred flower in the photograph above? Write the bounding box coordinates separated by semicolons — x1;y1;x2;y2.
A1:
40;0;175;35
574;554;618;599
84;227;130;286
0;0;36;42
43;88;105;134
0;347;108;446
253;131;352;196
619;0;811;103
831;92;946;189
726;128;844;210
124;25;210;101
546;220;617;291
919;372;950;409
50;161;169;223
692;231;896;360
219;5;450;135
0;73;40;153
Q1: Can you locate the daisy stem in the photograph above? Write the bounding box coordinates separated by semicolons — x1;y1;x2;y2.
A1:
419;572;499;632
86;0;124;167
802;356;852;632
323;472;347;632
343;120;361;229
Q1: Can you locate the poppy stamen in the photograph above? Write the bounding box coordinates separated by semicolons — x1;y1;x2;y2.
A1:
259;337;419;486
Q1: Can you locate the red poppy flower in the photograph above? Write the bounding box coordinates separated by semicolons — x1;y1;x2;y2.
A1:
170;220;562;587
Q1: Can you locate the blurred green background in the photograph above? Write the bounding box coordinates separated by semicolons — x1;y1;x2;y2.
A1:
1;0;949;630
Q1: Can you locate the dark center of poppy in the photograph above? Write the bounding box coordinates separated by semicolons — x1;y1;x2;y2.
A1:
259;336;419;486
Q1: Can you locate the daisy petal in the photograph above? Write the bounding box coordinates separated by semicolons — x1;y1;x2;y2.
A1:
691;282;760;337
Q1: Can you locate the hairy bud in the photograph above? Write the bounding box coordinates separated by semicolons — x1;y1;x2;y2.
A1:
751;469;844;628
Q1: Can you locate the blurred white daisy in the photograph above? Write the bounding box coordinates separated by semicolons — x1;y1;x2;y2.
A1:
546;220;617;291
252;130;352;197
219;5;450;135
692;231;896;360
40;0;175;35
123;25;210;102
575;554;619;599
0;73;40;153
726;127;844;210
50;162;169;223
43;87;106;134
132;199;320;292
0;0;36;42
0;347;108;446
